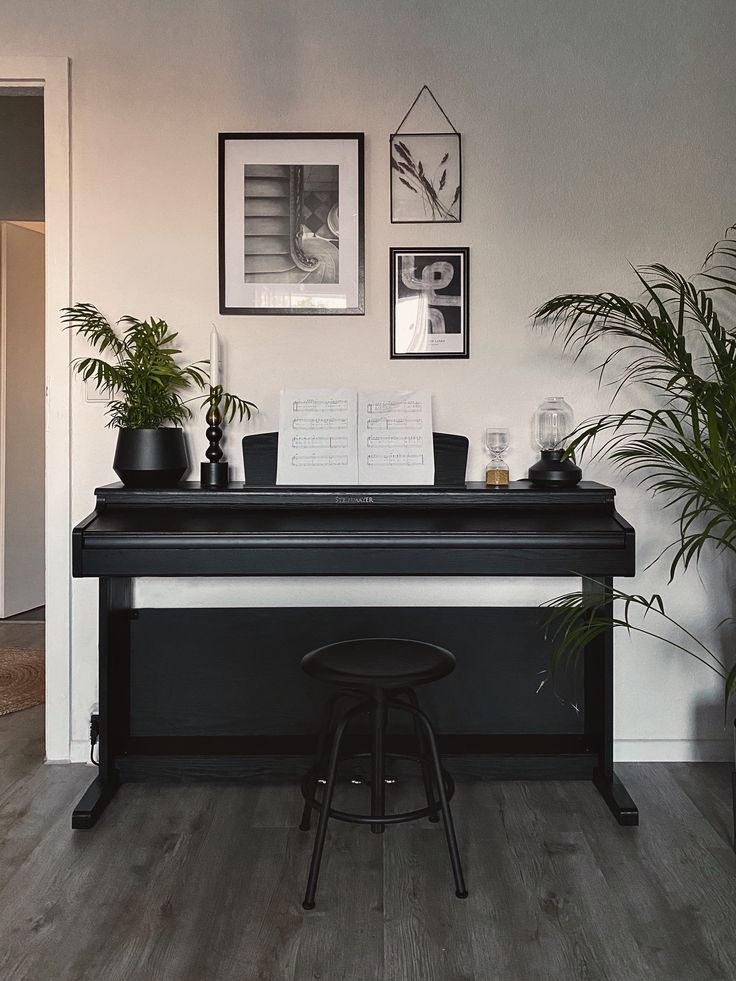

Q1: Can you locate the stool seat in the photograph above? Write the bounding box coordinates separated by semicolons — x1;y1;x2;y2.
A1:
301;637;455;690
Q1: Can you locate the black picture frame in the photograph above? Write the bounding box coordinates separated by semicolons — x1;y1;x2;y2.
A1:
389;247;470;359
218;132;365;315
390;132;462;224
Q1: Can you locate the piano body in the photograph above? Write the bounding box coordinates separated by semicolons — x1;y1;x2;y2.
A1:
71;480;636;829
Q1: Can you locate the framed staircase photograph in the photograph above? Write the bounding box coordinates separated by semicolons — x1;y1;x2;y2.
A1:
219;132;364;315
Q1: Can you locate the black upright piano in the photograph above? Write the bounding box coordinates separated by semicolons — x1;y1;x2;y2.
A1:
71;479;636;830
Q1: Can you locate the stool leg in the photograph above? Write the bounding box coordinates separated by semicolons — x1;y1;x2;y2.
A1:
300;693;342;832
420;714;467;898
404;689;440;824
303;706;355;911
371;691;386;834
393;699;467;899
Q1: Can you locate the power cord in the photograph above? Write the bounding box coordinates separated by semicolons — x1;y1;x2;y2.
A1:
89;713;100;766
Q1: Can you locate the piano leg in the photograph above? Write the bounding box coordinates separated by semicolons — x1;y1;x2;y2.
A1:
592;768;639;826
72;773;120;829
584;576;639;827
72;576;131;830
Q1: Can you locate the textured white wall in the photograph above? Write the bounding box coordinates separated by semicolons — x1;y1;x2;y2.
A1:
1;0;734;761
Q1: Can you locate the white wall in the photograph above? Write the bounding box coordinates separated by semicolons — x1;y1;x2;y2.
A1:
1;0;734;761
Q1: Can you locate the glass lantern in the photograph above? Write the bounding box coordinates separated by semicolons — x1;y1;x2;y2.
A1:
534;397;574;451
528;396;582;487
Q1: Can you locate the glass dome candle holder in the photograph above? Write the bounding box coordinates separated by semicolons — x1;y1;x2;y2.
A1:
484;427;510;487
528;396;582;488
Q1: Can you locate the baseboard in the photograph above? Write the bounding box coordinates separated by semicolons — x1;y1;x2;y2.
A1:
116;752;594;783
70;738;93;764
615;738;733;763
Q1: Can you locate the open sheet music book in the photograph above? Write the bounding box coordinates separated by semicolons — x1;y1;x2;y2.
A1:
276;389;435;485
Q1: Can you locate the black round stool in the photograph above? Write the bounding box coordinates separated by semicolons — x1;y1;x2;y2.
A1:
299;637;467;909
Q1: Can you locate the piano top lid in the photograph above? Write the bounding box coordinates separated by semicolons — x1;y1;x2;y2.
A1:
92;480;617;510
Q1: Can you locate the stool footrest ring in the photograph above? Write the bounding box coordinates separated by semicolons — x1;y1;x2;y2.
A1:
301;750;454;826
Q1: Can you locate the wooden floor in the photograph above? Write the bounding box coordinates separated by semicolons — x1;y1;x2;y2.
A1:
1;706;735;981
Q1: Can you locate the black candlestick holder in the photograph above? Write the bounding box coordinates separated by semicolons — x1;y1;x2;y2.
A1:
200;399;229;488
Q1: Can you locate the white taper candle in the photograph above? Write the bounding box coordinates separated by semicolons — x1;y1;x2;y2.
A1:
209;325;221;388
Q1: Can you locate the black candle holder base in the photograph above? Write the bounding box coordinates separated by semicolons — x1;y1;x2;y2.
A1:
201;395;229;488
528;449;582;488
201;461;229;488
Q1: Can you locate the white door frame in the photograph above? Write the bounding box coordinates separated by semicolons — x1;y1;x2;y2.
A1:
0;57;71;761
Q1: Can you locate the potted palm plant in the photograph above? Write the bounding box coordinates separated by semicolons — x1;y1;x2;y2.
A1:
533;226;736;719
63;303;255;487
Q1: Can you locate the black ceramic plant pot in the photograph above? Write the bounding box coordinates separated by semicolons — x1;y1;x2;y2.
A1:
528;449;582;488
112;428;188;488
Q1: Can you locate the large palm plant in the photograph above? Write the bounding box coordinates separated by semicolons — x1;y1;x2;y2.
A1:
534;226;736;711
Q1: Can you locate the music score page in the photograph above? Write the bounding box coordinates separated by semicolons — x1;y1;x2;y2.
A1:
276;389;434;485
276;388;359;484
357;390;434;485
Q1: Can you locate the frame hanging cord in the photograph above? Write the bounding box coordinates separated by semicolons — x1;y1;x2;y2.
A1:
393;85;459;135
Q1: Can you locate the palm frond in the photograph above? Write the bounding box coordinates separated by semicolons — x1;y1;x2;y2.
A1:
71;356;125;394
194;385;258;424
542;585;733;714
63;304;257;430
61;303;125;358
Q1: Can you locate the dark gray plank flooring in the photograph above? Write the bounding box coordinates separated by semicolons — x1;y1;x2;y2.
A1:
1;706;735;981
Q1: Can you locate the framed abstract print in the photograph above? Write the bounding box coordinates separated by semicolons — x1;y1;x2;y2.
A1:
390;247;469;359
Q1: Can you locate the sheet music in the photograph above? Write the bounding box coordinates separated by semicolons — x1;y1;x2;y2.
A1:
358;390;434;485
276;388;359;484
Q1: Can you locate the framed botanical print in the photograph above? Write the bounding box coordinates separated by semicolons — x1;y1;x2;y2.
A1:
390;85;462;223
390;247;469;359
218;133;364;315
390;133;461;223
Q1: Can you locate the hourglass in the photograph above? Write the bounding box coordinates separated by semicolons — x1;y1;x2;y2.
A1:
484;428;510;487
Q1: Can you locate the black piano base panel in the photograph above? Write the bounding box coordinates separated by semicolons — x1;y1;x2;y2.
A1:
71;605;639;829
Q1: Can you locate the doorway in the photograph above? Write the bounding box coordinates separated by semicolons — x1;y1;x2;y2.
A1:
0;87;46;718
0;57;70;761
0;221;45;621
